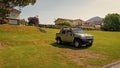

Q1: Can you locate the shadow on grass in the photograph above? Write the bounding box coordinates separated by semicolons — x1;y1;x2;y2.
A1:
51;42;91;50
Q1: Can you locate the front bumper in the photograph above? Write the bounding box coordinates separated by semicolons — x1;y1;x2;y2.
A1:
81;39;93;44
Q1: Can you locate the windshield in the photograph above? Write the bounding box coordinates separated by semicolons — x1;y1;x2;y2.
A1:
72;28;84;34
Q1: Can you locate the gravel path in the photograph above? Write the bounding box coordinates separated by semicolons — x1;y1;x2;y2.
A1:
103;61;120;68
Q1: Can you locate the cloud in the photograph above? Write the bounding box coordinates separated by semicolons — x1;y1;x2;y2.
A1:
20;0;120;24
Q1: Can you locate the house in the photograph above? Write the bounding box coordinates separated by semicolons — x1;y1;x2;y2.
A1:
7;8;21;24
73;19;83;26
82;20;104;29
85;16;104;29
93;20;104;29
54;18;73;24
55;18;104;29
54;18;84;26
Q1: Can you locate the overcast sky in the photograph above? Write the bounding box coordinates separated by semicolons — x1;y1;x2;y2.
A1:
20;0;120;24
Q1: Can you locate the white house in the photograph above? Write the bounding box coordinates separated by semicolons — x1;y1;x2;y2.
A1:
7;9;21;24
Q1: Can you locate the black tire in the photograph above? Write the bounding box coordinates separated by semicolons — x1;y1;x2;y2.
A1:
74;39;82;48
56;38;62;44
86;43;92;47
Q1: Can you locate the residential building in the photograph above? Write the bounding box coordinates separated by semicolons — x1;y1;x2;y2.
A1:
73;19;83;26
54;18;84;26
7;8;21;24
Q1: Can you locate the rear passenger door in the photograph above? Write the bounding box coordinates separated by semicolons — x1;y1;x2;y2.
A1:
60;30;68;42
66;30;74;42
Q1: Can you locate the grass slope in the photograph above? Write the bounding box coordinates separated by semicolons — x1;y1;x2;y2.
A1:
0;25;120;68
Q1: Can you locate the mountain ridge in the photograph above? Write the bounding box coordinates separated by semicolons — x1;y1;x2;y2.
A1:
86;16;103;23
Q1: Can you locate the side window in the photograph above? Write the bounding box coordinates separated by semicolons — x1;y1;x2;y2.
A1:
62;30;65;34
67;30;72;35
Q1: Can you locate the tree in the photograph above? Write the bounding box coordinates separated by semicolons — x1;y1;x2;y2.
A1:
0;0;36;8
0;0;36;21
103;13;120;31
56;21;72;27
0;9;10;18
28;16;39;26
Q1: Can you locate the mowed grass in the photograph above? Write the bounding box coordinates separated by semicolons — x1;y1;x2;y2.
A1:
0;25;120;68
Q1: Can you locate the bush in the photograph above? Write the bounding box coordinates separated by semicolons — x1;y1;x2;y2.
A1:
28;16;39;26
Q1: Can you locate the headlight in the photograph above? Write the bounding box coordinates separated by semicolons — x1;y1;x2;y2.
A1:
81;36;86;39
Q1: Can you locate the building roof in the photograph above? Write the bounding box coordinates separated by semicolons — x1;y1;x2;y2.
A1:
11;8;21;14
55;18;84;24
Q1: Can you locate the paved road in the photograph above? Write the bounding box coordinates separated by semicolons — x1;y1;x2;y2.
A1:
103;61;120;68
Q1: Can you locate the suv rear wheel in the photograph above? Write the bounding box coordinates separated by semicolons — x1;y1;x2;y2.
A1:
56;38;62;44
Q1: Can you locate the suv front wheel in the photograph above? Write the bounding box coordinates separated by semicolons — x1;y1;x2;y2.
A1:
74;40;82;48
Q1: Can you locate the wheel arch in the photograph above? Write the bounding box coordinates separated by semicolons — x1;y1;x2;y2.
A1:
56;37;61;40
73;37;82;43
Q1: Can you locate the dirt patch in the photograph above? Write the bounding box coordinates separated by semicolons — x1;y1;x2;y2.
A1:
61;52;85;66
0;42;4;68
0;58;3;68
0;43;4;49
0;42;7;49
60;49;107;68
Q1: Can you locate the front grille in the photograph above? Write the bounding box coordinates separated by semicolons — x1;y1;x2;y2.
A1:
82;39;93;43
86;36;93;39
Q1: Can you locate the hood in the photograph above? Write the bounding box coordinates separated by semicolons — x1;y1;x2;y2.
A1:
75;33;94;39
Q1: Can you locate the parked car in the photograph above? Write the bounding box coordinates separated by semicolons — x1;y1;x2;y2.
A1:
56;27;94;47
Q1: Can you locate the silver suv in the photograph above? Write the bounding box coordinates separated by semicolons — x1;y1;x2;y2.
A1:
56;28;94;47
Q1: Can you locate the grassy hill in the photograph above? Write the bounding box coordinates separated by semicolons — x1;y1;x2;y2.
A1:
0;25;120;68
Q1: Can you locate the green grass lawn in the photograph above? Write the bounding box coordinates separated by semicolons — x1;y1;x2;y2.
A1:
0;25;120;68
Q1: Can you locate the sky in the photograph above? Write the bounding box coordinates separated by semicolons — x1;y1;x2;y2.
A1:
19;0;120;24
